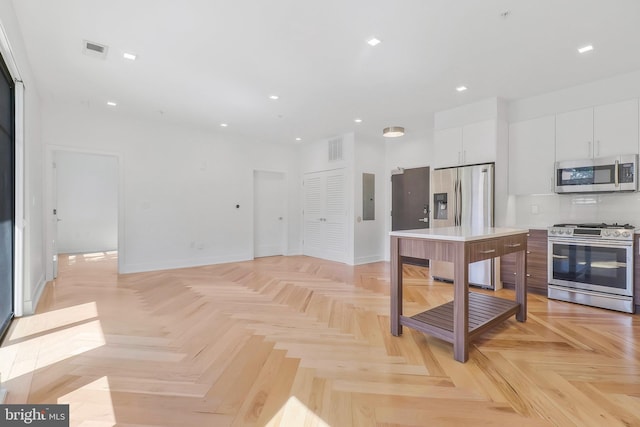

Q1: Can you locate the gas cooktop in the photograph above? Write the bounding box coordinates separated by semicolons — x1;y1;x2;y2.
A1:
552;222;635;230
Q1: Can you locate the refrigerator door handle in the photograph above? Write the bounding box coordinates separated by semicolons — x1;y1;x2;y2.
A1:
453;179;459;226
457;178;462;226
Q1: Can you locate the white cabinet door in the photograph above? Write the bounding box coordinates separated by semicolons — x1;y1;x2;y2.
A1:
555;107;593;161
433;127;462;168
462;119;496;165
594;99;639;157
508;116;556;195
303;169;347;262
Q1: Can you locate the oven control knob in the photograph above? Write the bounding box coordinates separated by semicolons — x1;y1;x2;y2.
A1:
614;231;621;237
550;229;556;235
603;230;611;237
622;231;631;238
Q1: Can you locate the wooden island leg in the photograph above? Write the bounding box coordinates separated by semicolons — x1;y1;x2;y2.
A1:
453;243;469;362
515;248;527;322
390;236;403;336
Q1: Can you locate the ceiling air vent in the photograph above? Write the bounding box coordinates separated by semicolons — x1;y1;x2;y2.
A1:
328;137;343;162
82;40;109;59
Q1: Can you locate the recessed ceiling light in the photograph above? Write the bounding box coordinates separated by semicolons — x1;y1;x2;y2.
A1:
220;123;228;127
106;101;117;106
295;137;302;141
578;45;594;54
367;37;381;46
269;95;279;100
456;86;468;92
354;118;363;123
123;52;137;60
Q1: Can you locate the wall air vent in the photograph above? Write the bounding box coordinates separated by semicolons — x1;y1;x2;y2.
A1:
82;40;109;59
328;137;343;162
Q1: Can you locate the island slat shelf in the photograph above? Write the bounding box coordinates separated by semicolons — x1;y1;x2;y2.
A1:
400;292;520;343
390;227;528;362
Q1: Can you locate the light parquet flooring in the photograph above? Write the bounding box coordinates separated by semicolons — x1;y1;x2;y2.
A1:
1;253;640;426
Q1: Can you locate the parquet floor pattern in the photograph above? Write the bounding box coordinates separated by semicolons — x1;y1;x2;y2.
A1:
1;253;639;426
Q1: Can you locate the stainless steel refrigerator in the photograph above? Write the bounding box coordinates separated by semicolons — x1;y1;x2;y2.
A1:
430;163;495;288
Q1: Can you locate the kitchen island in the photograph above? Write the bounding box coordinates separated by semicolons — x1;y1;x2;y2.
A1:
390;226;529;362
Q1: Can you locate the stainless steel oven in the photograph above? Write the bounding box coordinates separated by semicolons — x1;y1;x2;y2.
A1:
548;223;635;313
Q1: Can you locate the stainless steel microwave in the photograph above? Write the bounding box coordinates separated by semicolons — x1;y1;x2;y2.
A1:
555;154;638;193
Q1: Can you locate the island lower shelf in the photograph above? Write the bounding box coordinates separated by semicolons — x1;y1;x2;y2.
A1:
400;292;521;343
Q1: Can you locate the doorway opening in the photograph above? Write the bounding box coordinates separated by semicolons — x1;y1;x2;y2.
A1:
253;170;287;258
51;150;119;277
0;52;15;339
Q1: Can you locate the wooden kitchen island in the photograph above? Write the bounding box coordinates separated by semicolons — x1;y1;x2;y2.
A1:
390;227;529;362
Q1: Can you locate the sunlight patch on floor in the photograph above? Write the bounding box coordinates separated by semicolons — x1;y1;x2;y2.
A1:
2;319;105;381
6;302;99;341
58;376;115;427
267;396;330;427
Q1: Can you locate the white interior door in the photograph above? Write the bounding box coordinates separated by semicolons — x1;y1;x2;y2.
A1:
52;160;59;278
254;170;286;258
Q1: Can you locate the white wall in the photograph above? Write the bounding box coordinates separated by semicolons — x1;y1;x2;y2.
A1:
0;0;45;315
353;133;386;264
507;70;640;228
42;101;300;274
383;131;434;260
55;151;118;254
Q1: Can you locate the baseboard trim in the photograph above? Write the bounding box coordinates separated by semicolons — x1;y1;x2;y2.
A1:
354;255;384;265
120;254;253;274
22;275;47;315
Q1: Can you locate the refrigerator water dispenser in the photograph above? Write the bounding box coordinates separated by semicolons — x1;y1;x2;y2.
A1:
434;193;447;219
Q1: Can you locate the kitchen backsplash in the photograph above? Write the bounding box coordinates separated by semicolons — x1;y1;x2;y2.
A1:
506;192;640;228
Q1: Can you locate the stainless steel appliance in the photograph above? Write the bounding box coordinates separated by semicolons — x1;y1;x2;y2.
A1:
548;223;635;313
430;163;494;288
554;154;637;193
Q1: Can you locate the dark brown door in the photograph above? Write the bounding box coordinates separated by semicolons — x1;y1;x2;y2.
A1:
391;166;430;266
391;166;430;231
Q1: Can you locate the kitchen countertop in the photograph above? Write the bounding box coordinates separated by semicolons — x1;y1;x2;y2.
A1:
389;226;529;242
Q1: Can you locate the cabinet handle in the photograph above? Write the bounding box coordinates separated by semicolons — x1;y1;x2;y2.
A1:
526;251;531;254
526;274;531;277
505;243;521;248
587;141;592;157
596;140;600;156
463;150;466;164
479;249;496;254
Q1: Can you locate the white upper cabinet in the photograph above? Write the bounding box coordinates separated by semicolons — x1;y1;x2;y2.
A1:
555;107;593;161
433;126;462;168
508;115;556;195
462;119;497;165
433;119;496;168
555;99;639;162
593;99;639;157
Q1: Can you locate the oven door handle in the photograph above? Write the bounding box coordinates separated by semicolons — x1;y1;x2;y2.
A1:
548;237;632;248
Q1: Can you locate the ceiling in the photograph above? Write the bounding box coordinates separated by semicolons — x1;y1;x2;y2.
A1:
11;0;640;144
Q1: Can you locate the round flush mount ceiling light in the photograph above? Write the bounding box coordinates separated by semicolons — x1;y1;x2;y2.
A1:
383;126;405;137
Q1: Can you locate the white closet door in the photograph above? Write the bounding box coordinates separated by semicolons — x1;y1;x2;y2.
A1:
303;173;324;258
324;170;346;261
303;169;346;262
